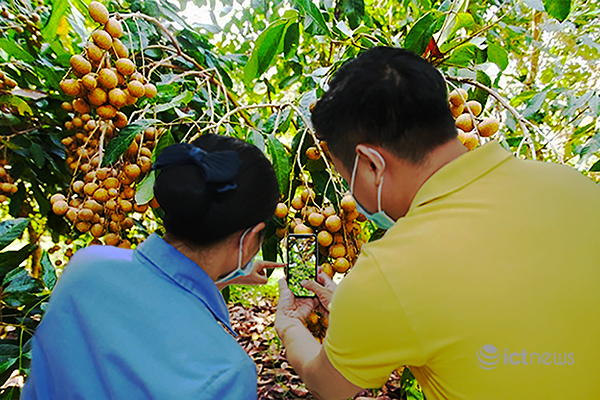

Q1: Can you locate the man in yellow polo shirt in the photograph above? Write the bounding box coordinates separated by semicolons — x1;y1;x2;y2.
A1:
274;46;600;399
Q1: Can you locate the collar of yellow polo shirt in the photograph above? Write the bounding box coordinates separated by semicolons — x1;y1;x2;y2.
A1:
324;140;600;400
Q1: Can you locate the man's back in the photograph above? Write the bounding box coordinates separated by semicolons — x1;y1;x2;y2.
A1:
324;141;600;398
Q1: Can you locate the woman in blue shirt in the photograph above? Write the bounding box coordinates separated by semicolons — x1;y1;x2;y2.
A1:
22;134;281;400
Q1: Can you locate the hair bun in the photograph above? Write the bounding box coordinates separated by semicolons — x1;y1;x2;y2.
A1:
153;164;210;219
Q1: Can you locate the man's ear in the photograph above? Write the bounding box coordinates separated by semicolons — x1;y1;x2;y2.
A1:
245;222;266;252
356;144;386;185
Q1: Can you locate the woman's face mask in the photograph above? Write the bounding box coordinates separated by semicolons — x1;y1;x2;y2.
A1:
350;148;396;230
215;227;256;284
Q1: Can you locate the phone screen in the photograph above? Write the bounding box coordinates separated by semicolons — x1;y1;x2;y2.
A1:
287;234;317;298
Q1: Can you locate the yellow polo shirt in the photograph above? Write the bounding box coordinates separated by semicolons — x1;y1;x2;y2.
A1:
324;141;600;399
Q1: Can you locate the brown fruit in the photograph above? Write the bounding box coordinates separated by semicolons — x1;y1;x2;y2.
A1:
118;240;131;249
448;88;468;106
90;223;105;237
104;233;120;246
457;129;478;151
131;72;145;83
81;73;97;90
301;188;315;203
329;243;346;258
274;203;288;218
113;69;125;86
317;230;333;247
93;188;109;202
84;119;97;131
78;208;94;221
477;118;500;137
133;203;148;213
455;113;474;132
138;156;152;173
60;79;81;96
112;38;129;58
464;100;482;117
113;111;128;128
105;199;117;210
140;147;152;158
104;177;119;189
127;80;145;97
92;30;113;50
76;221;91;233
96;168;109;180
97;104;117;119
123;89;137;106
119;199;132;212
308;212;324;227
52;200;69;215
333;257;350;273
71;181;84;195
123;164;140;180
120;185;135;199
50;193;66;204
105;18;123;38
72;117;83;128
291;196;304;210
340;195;356;212
66;208;78;222
61;101;73;112
144;127;157;140
322;263;334;278
83;182;99;196
88;87;107;106
121;217;134;229
115;58;134;76
70;55;92;76
144;83;157;98
107;188;119;198
322;206;336;218
72;98;90;114
325;215;342;232
89;1;109;24
108;88;127;108
81;114;92;123
294;223;313;234
149;197;160;208
87;42;104;62
449;103;464;118
98;68;118;89
85;199;103;214
305;146;320;160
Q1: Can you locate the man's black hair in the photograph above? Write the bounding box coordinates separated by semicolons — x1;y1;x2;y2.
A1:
311;46;457;170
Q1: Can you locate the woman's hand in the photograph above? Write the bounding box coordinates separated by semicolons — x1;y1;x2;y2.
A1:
275;279;318;337
301;266;337;312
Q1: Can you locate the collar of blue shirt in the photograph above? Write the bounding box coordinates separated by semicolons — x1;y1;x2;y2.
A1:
135;233;236;335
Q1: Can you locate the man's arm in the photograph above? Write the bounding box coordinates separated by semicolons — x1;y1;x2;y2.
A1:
275;280;364;400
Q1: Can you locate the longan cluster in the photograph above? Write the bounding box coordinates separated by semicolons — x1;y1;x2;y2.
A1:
0;162;18;203
0;4;44;47
276;190;366;278
305;309;329;344
59;1;157;137
449;88;500;151
52;125;162;247
0;70;17;92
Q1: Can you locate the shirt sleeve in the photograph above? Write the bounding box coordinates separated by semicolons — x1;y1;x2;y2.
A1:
323;249;425;389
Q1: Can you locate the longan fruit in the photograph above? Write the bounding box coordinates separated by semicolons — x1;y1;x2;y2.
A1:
90;223;105;237
105;18;123;38
127;80;145;97
122;164;140;180
88;1;109;24
97;104;117;119
61;101;73;112
76;221;91;233
87;42;104;62
104;177;119;189
118;240;131;249
325;215;342;233
108;188;119;198
305;146;320;160
93;188;109;202
70;55;92;76
105;199;117;210
120;217;134;229
333;257;350;273
91;30;113;50
291;196;304;210
144;83;157;98
274;203;288;218
448;88;468;106
340;195;356;212
449;103;465;118
59;79;81;96
322;206;336;218
120;185;135;199
50;193;65;204
52;200;69;215
115;58;134;75
88;87;107;106
69;198;82;207
477;118;500;138
457;129;478;151
98;68;118;89
72;117;83;128
294;223;313;234
301;187;315;203
113;112;127;128
104;233;120;246
119;199;132;212
464;100;482;117
70;181;84;194
112;38;128;58
144;126;157;140
317;230;333;247
84;171;96;182
131;72;145;83
140;147;152;158
108;88;127;108
83;182;99;196
84;120;97;131
78;208;94;221
322;263;334;278
308;212;324;227
329;243;346;258
455;114;474;132
133;203;148;213
138;156;152;173
66;207;78;222
149;197;160;208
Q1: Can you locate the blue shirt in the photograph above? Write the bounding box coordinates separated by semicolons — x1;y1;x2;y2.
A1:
22;233;257;400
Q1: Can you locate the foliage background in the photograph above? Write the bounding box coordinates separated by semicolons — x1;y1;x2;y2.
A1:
0;0;598;397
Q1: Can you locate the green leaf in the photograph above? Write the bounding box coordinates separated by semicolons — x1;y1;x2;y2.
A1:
0;244;36;279
41;0;69;43
266;135;290;197
488;43;509;71
283;22;300;58
471;70;492;107
0;39;35;64
0;219;29;252
244;19;289;85
404;11;444;55
134;171;156;205
543;0;571;22
40;252;57;290
8;183;26;218
30;143;46;169
0;344;19;375
152;130;175;162
102;119;160;166
522;90;547;118
590;159;600;172
293;0;331;37
335;0;365;30
153;91;194;113
3;268;42;294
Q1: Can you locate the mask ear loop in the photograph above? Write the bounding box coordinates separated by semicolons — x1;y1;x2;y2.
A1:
365;148;387;213
238;227;253;269
350;153;361;194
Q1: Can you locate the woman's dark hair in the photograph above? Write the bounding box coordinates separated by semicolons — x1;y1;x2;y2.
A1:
153;134;279;246
311;46;457;170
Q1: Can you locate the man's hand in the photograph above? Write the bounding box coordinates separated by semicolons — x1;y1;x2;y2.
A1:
301;266;337;312
275;279;318;337
217;261;284;290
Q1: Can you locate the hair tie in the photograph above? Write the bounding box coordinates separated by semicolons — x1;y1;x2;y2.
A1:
153;143;241;193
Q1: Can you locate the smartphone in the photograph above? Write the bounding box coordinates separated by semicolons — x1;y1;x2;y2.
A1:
286;234;318;298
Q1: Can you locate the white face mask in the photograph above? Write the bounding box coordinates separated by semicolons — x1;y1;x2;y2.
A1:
215;227;255;284
350;148;396;230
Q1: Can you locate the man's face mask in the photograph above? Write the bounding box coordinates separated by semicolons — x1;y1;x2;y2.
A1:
350;148;396;230
215;227;255;284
